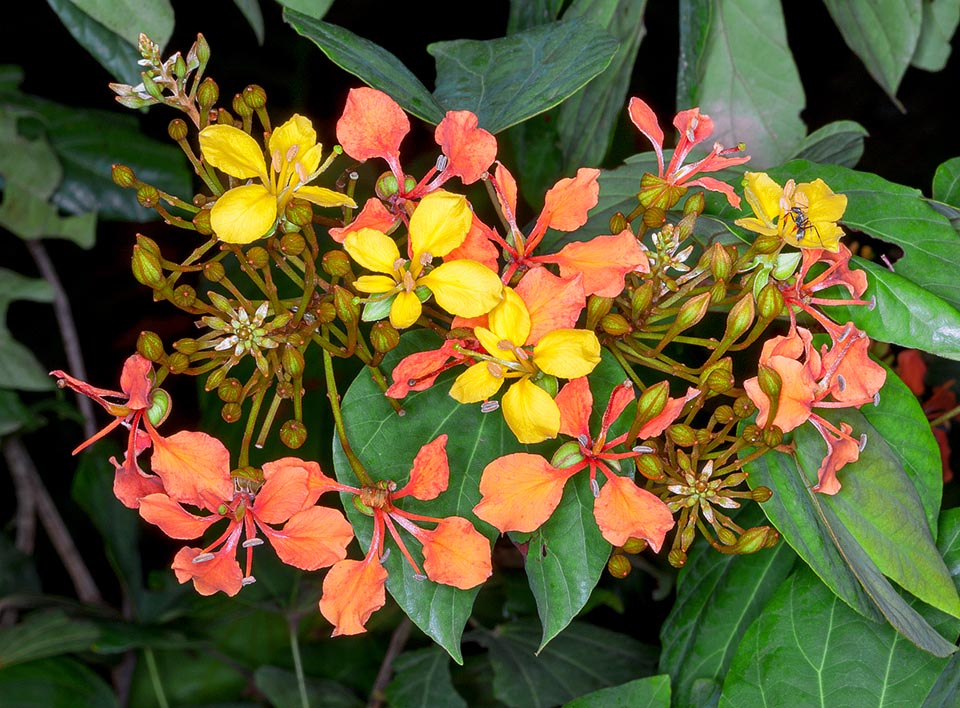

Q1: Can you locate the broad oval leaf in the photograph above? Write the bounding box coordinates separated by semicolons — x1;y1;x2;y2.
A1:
911;0;960;72
428;17;620;134
932;156;960;207
563;674;671;708
61;0;174;50
46;0;143;85
385;647;467;708
791;120;868;169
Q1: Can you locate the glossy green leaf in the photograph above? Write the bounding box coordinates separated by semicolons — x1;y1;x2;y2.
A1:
790;120;868;169
63;0;174;49
333;330;526;663
468;618;658;708
678;0;805;169
384;647;468;708
254;666;363;708
276;0;334;20
658;505;797;708
0;611;100;668
232;0;265;45
555;0;647;171
428;17;620;134
911;0;960;71
718;509;960;707
0;657;118;708
282;11;446;125
126;647;247;706
0;268;55;391
507;0;566;32
822;0;922;102
563;674;671;708
46;0;143;85
932;156;960;206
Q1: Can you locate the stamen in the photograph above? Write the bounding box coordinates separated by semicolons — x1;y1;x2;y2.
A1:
241;576;257;586
515;348;530;362
419;251;433;266
497;339;513;351
590;478;600;498
392;257;406;271
858;433;867;452
192;552;216;564
835;374;846;393
242;538;264;548
837;324;852;343
577;434;589;446
632;445;654;454
271;148;282;172
480;400;500;413
285;144;299;162
868;295;877;311
485;362;504;379
295;161;308;184
412;573;428;582
880;253;896;272
380;548;391;564
873;391;881;406
435;154;448;172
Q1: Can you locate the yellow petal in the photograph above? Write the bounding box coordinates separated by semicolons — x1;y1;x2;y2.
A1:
390;291;423;329
269;114;317;167
502;378;561;444
419;260;503;318
741;172;783;230
533;329;601;378
210;184;278;244
199;124;268;182
474;326;518;362
344;228;402;275
353;275;397;294
732;216;778;236
449;362;504;403
487;287;531;346
295;186;357;209
409;190;473;259
800;179;847;223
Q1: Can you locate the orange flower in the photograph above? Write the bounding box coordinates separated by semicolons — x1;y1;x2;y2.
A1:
473;378;689;550
317;436;492;635
138;431;353;596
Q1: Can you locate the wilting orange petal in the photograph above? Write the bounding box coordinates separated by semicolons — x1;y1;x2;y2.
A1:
385;340;468;398
119;354;154;409
628;97;664;173
319;558;389;636
821;330;887;404
593;474;674;550
542;230;650;298
812;421;860;495
395;435;449;501
537;168;600;232
420;516;492;590
328;197;397;243
259;506;353;570
514;267;585;345
493;162;518;223
435;110;497;185
171;545;243;597
111;454;163;509
602;381;637;437
336;87;409;164
139;493;219;539
556;376;593;439
150;430;233;508
474;453;577;533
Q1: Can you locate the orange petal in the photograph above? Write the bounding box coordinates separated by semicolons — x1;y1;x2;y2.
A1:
262;457;338;508
111;454;163;509
139;493;219;539
811;421;860;495
821;330;887;404
395;435;449;501
253;462;312;524
328;197;397;243
627;97;664;173
336;87;409;163
171;545;243;597
514;267;585;345
474;453;577;533
435;110;497;185
119;354;154;409
593;474;674;550
149;430;233;508
745;359;815;432
385;340;468;398
319;558;389;636
542;231;650;298
259;506;353;570
636;387;700;439
493;162;518;223
445;216;500;274
555;377;592;439
537;168;600;232
420;516;492;589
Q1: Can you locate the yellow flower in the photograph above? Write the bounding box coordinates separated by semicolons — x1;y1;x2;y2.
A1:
449;288;601;444
343;190;503;329
199;114;356;244
735;172;847;251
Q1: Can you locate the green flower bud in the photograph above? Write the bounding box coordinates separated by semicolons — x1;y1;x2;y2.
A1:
314;301;337;324
167;352;190;374
586;295;613;329
322;250;352;277
242;84;267;109
131;244;164;287
221;402;242;423
136;234;162;259
608;211;628;234
673;291;712;332
280;420;307;449
752;234;782;254
197;77;219;111
232;93;252;118
600;313;631;336
111;164;137;188
168;118;188;142
173;338;199;355
284;198;314;227
193;208;213;235
666;424;697;447
762;426;784;448
173;285;196;308
631;280;655;314
245;246;270;269
281;346;305;377
217;377;242;402
733;526;778;554
751;486;773;503
375;172;401;199
534;373;559;398
733;395;755;419
370;321;400;354
756;282;785;321
635;453;665;481
683;191;706;216
635;380;669;427
136;184;159;208
668;548;687;567
713;404;735;424
203;260;225;283
709;243;733;281
700;358;734;395
137;331;165;362
723;294;755;343
204;367;226;392
333;286;360;324
551;440;585;469
620;537;648;555
607;552;632;579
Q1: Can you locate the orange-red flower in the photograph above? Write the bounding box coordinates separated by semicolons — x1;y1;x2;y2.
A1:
317;436;492;635
473;377;693;550
138;431;353;596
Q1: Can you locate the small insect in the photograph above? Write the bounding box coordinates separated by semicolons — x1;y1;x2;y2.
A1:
784;206;823;247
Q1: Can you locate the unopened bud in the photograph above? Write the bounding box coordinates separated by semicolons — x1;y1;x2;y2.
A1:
635;453;665;481
333;286;360;323
203;261;225;283
232;93;252;118
700;359;734;394
666;424;697;447
140;72;164;101
281;347;305;377
683;191;705;216
600;313;631;336
732;395;755;419
194;34;210;66
716;527;738;546
635;380;669;427
709;280;727;305
203;368;226;392
284;198;314;227
243;84;267;109
136;233;161;259
375;172;401;199
674;291;712;332
280;420;307;449
723;294;755;343
245;246;270;269
733;526;778;554
168;118;189;141
136;184;160;208
631;281;655;314
370;321;400;354
279;232;306;257
642;206;666;228
314;300;337;324
173;284;196;308
131;244;164;287
709;243;732;281
751;486;773;502
740;423;763;445
551;440;585;469
137;331;165;361
586;295;613;329
167;352;189;374
173;338;199;355
668;548;687;567
607;553;632;579
216;376;242;401
609;212;628;234
675;212;696;242
533;374;558;398
713;404;735;424
112;164;137;188
756;282;784;320
752;234;782;254
322;250;352;277
620;537;647;555
197;77;219;110
194;208;213;235
221;402;242;423
761;426;784;448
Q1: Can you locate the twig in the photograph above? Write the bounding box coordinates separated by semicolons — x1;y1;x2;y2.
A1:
2;436;103;604
7;441;37;555
367;616;413;708
25;239;96;439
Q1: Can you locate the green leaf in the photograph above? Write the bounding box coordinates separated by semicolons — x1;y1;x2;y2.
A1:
658;505;797;708
911;0;960;71
562;674;672;708
555;0;648;171
678;0;806;169
822;0;922;102
282;11;446;125
820;257;960;360
333;330;523;663
718;509;960;706
469;618;658;708
428;17;620;134
0;611;100;668
0;268;55;391
232;0;265;45
790;120;868;169
932;156;960;207
253;666;364;708
126;648;247;706
0;657;118;708
0;534;40;596
46;0;144;85
384;647;468;708
793;410;960;622
275;0;335;20
0;389;37;436
63;0;174;50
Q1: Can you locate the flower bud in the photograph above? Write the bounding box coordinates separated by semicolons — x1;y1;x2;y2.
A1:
716;527;738;547
675;212;697;242
168;118;188;142
314;300;337;324
700;359;734;395
608;212;628;234
245;246;270;269
136;184;160;208
733;526;779;554
172;284;196;308
642;206;667;228
551;440;585;469
631;280;655;314
723;294;755;343
243;84;267;109
740;423;763;445
281;346;305;377
203;260;225;283
193;208;213;235
709;280;727;305
173;338;199;355
333;285;360;323
221;402;242;423
111;164;137;188
757;364;782;415
375;172;401;199
683;191;705;217
713;404;734;424
751;486;773;503
280;420;307;449
131;244;164;287
732;395;755;419
137;331;165;361
666;424;697;447
600;313;631;336
533;374;558;398
673;291;712;332
197;77;219;111
635;380;669;427
167;352;190;374
620;537;648;555
217;377;242;401
756;282;784;321
586;295;613;329
762;426;784;448
194;34;211;66
136;233;161;259
668;548;687;567
752;234;781;254
370;321;400;354
203;367;226;392
635;453;665;481
284;197;314;227
232;93;252;118
279;232;306;257
607;552;632;579
322;250;352;277
140;72;164;101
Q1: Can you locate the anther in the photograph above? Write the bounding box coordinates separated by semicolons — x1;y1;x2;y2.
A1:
858;433;868;452
873;391;881;406
632;445;654;454
241;576;257;586
435;154;448;172
285;144;299;162
836;374;846;393
590;478;600;498
412;573;428;582
242;538;264;548
192;552;216;564
837;324;852;343
480;400;500;413
381;548;391;564
577;434;590;447
868;295;877;311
